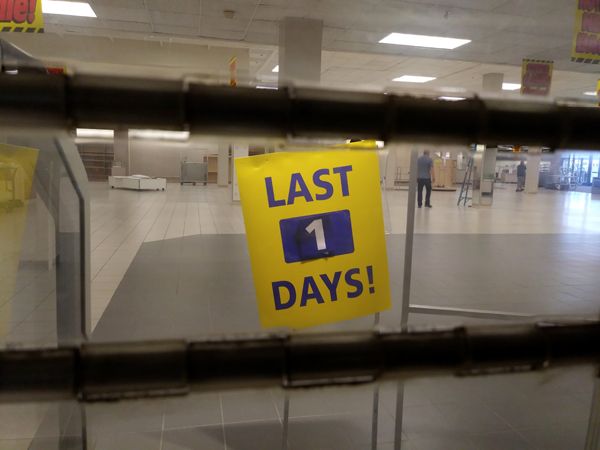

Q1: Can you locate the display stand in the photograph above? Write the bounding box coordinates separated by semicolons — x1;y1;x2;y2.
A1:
109;175;166;191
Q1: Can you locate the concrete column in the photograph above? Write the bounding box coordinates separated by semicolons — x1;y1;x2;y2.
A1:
231;143;249;201
278;17;323;87
525;147;542;194
217;143;229;187
473;74;505;206
113;129;130;175
482;73;504;92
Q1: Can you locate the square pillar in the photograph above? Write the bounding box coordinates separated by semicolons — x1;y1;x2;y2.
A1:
278;17;323;87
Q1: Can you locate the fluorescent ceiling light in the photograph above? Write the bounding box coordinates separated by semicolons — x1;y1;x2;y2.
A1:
272;65;279;73
393;75;436;83
43;0;97;17
129;130;190;141
438;96;466;101
256;85;278;90
584;91;597;96
5;69;18;75
76;128;113;138
502;83;521;91
379;32;470;50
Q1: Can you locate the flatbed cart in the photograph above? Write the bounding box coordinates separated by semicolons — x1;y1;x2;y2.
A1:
180;161;208;186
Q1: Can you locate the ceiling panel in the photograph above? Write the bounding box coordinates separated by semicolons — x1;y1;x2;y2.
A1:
104;20;153;33
7;0;598;102
92;0;145;9
94;6;149;22
492;0;563;17
146;0;200;14
151;11;198;28
154;24;199;36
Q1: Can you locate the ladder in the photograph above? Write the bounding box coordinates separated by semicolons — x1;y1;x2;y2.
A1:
457;156;474;206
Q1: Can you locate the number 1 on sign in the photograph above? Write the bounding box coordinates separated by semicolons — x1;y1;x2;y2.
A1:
306;219;327;250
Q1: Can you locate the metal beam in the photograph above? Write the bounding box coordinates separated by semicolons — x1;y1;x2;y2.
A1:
0;321;597;403
1;74;600;149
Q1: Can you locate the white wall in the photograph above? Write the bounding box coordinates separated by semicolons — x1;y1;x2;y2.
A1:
129;139;219;179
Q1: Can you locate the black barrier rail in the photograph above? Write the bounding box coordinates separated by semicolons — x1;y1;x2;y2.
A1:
0;321;598;403
1;73;600;149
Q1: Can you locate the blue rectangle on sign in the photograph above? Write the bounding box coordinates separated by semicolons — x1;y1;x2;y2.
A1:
279;210;354;263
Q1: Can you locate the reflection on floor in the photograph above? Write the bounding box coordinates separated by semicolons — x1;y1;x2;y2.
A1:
82;230;599;449
92;233;600;341
20;368;597;450
88;182;600;328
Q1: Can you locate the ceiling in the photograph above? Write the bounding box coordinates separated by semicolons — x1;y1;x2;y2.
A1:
3;0;600;100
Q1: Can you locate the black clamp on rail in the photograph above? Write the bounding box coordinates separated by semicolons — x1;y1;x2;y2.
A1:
0;321;598;403
2;73;600;149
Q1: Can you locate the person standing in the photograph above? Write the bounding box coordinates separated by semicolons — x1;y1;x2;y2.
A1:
417;150;434;208
516;160;526;192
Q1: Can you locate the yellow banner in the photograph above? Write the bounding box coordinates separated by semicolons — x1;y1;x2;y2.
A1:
572;0;600;63
0;0;44;33
0;143;39;335
236;150;391;329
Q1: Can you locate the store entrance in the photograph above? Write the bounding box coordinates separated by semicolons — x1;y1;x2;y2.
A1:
560;153;600;186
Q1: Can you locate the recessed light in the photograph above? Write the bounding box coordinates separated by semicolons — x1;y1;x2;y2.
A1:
379;32;470;50
272;65;279;73
438;96;466;101
256;85;278;90
5;69;18;75
584;91;597;96
76;128;114;138
130;130;190;141
393;75;436;83
43;1;96;17
502;83;521;91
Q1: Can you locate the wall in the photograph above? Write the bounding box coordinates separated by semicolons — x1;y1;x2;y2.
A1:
129;138;219;180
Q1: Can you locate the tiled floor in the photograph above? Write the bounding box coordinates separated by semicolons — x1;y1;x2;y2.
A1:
88;182;600;327
2;181;600;449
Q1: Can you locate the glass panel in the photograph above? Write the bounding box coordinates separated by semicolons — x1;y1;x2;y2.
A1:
2;0;600;444
0;134;87;448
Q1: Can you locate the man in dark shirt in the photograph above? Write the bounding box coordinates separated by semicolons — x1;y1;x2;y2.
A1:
516;160;526;192
417;150;434;208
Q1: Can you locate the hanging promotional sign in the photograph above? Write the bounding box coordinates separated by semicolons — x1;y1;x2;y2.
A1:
521;59;553;96
0;0;44;33
236;150;391;329
571;0;600;63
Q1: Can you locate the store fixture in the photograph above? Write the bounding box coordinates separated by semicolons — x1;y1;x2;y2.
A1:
109;174;166;191
180;160;207;185
432;154;456;191
203;154;218;183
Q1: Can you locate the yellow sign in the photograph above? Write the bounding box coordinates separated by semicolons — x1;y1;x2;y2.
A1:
572;0;600;63
236;150;391;329
0;0;44;33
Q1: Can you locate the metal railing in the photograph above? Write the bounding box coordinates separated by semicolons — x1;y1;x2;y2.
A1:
2;73;600;449
1;73;600;150
0;320;597;403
